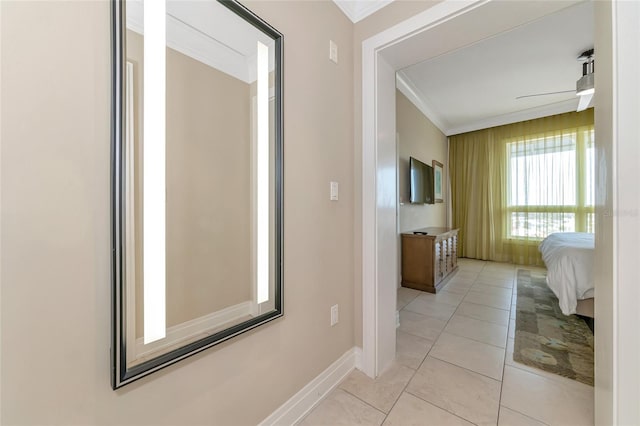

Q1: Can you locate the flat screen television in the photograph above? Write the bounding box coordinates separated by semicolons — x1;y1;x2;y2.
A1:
409;156;434;204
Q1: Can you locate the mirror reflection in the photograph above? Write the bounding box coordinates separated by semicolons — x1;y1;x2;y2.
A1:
112;0;283;388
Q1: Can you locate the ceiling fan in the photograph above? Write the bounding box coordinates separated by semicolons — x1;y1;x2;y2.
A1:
516;48;594;112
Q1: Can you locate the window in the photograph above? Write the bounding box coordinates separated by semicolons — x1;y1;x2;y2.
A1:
506;130;594;239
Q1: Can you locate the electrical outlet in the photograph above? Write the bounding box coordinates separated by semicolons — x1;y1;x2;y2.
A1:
330;304;339;326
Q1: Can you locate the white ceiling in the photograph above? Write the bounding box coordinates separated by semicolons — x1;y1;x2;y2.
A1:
332;0;393;23
126;0;275;83
396;1;594;135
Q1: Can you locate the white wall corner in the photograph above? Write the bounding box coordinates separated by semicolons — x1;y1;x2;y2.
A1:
259;347;357;426
395;72;448;134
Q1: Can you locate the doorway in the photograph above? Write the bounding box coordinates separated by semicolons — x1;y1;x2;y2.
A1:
360;0;639;423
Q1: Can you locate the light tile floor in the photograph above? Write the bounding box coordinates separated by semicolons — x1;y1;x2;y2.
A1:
299;259;594;426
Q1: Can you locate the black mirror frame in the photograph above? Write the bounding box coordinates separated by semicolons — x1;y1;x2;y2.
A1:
111;0;284;389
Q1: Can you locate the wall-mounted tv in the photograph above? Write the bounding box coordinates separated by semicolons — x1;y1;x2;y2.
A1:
409;156;434;204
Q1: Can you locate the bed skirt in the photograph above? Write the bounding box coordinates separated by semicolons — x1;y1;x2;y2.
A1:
576;298;594;318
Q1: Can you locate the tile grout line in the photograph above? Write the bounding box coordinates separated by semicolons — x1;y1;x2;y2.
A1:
421;354;503;383
440;270;515;349
457;299;511;311
308;260;515;425
385;270;480;423
432;330;507;351
406;268;512;350
309;262;584;425
390;274;478;425
497;266;556;426
403;262;511;423
398;266;503;394
338;283;478;426
377;355;421;424
460;263;511;422
496;266;516;426
499;404;553;426
404;388;481;425
421;264;510;382
334;387;388;419
449;311;509;326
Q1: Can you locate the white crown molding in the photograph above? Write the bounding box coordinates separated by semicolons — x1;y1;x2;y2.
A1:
577;92;594;112
446;98;580;135
167;14;253;83
396;72;449;134
398;70;582;136
332;0;394;23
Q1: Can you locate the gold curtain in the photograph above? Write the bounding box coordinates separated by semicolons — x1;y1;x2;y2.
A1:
450;109;594;265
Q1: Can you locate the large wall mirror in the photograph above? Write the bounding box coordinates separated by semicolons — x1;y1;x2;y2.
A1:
111;0;283;389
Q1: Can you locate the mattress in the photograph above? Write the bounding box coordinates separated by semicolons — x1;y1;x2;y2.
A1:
538;232;595;316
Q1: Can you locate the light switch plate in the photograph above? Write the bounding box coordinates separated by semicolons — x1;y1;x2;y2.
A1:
329;40;338;64
331;304;339;326
330;181;339;201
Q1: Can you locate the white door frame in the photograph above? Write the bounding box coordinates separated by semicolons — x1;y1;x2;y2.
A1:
594;1;640;424
360;0;491;379
361;0;639;422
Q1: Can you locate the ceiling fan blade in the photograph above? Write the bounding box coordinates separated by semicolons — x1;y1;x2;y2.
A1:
577;92;594;112
516;90;575;100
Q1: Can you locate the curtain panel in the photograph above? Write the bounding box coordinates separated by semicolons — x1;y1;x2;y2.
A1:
449;109;594;265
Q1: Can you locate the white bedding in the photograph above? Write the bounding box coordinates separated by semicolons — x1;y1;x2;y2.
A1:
538;232;595;315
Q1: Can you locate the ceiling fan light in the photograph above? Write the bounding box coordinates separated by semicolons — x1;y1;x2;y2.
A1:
576;73;594;96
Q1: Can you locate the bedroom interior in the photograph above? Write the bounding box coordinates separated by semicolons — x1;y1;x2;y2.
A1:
1;0;638;425
393;0;596;324
369;55;596;426
363;1;600;423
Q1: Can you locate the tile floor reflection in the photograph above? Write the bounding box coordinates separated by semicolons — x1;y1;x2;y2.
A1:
299;259;594;426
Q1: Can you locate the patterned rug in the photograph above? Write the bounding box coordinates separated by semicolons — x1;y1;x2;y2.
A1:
514;269;594;386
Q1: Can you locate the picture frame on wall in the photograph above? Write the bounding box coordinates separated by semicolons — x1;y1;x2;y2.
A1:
432;160;443;203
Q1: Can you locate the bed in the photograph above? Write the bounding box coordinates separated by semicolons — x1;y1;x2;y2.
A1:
538;232;595;317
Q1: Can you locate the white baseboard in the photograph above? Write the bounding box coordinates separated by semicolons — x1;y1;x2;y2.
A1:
259;347;358;426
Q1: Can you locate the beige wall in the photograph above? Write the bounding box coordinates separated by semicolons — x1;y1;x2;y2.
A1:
3;1;638;424
396;90;447;233
0;1;354;424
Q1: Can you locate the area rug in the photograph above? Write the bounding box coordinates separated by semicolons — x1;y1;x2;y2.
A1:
514;269;594;386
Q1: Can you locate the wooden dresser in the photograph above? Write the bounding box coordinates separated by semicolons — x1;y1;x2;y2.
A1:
401;227;459;293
